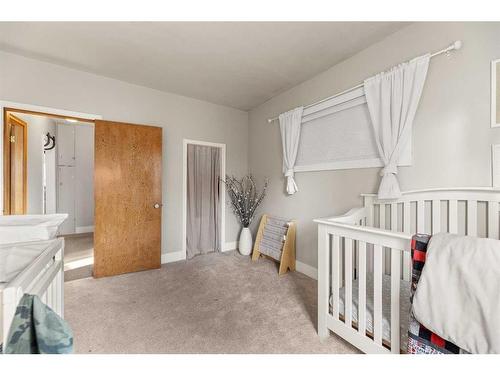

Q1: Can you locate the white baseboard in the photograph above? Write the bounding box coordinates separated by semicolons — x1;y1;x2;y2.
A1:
296;260;318;280
75;225;94;234
223;241;237;252
161;251;185;264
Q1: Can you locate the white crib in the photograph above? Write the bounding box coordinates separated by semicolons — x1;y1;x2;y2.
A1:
315;187;500;354
0;238;65;347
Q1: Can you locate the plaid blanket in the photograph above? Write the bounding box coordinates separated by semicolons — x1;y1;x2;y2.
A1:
407;234;461;354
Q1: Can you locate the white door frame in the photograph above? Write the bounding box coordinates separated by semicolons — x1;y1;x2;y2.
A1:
0;100;102;215
182;138;226;260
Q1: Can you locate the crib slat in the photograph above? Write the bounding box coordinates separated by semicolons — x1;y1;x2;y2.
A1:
344;238;353;328
331;235;340;318
379;204;387;274
449;199;458;234
467;200;478;237
373;244;383;345
390;249;401;353
390;204;397;231
488;201;499;239
57;269;62;316
53;281;57;311
52;281;56;311
379;204;386;229
417;200;425;233
358;241;367;336
47;282;52;308
402;202;411;281
49;281;54;310
403;201;410;233
432;199;441;234
54;272;59;315
387;204;397;276
53;280;57;312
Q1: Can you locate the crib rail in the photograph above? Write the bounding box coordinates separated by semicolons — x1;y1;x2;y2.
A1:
362;187;500;240
315;187;500;354
1;238;64;346
315;218;410;353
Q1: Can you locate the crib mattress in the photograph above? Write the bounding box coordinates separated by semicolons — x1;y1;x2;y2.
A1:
329;274;411;350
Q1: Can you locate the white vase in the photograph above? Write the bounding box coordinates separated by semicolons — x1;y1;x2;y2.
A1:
238;227;253;256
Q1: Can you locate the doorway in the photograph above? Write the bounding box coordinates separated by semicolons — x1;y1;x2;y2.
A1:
182;139;225;259
1;102;163;280
2;107;96;280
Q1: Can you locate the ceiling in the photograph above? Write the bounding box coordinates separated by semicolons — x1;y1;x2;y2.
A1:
0;22;409;111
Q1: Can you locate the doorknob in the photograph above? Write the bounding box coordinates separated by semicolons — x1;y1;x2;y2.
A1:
154;203;162;209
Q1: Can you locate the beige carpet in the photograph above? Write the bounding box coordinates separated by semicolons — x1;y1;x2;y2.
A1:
64;251;360;354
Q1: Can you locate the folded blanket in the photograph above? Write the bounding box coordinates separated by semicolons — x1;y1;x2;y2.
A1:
412;233;500;354
4;294;73;354
407;234;460;354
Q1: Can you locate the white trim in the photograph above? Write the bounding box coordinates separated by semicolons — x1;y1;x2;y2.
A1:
493;144;500;188
301;87;366;123
0;100;102;215
295;152;412;174
296;260;318;280
182;139;226;261
75;225;94;234
293;87;412;173
492;59;500;128
161;251;185;264
296;158;382;173
0;101;101;121
223;241;237;252
64;256;94;271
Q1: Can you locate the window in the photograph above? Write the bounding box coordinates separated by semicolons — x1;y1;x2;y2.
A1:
294;87;412;172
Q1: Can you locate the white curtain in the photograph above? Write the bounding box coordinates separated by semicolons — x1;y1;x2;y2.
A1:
364;54;430;200
279;106;304;195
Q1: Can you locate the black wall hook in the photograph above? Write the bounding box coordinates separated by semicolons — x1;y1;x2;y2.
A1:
44;132;56;151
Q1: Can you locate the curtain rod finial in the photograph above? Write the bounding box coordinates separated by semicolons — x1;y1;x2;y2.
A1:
453;40;462;50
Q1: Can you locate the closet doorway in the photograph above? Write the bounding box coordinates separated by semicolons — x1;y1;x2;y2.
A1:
2;106;97;280
182;139;225;259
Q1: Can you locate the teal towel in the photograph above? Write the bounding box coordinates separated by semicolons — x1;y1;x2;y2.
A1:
4;294;73;354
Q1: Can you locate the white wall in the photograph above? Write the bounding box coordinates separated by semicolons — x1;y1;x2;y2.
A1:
14;112;56;214
0;50;248;255
248;22;500;268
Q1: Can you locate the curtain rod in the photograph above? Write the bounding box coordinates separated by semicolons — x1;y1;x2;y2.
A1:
267;40;462;123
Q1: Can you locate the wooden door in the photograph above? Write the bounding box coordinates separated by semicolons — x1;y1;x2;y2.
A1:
3;113;27;214
94;120;162;278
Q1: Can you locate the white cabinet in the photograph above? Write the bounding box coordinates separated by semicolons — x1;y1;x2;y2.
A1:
57;166;76;235
55;123;94;235
57;124;75;166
